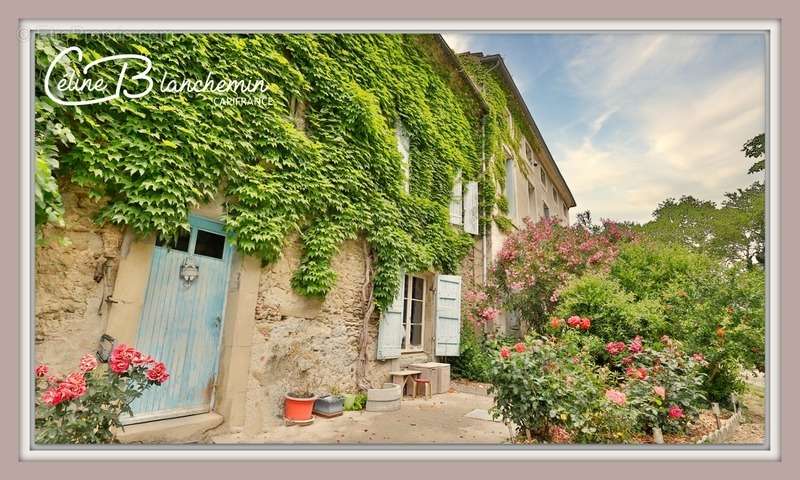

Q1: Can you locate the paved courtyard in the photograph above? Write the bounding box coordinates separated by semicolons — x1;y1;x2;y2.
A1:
212;391;511;444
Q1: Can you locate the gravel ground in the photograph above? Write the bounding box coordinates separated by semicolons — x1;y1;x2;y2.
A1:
726;382;766;444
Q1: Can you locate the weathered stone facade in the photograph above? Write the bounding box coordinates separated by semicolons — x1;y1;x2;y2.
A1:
35;187;123;375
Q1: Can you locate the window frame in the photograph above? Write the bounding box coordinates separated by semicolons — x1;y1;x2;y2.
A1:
505;156;516;220
401;274;426;353
543;202;550;219
527;181;537;220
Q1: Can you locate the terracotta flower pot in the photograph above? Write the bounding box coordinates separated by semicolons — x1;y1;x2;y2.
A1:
284;392;317;421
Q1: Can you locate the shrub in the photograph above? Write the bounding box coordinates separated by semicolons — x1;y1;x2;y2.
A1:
450;318;519;383
488;329;637;443
35;345;169;444
554;274;666;343
489;218;635;332
607;335;707;433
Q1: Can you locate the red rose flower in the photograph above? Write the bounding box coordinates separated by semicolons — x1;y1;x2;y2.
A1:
35;364;49;377
628;336;643;354
146;362;170;384
109;344;136;374
566;315;581;328
579;317;591;331
41;386;66;407
668;405;684;419
500;347;510;359
549;317;562;329
514;342;526;353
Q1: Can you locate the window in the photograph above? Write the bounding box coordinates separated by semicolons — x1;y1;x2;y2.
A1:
194;229;226;259
396;121;411;193
524;141;536;167
553;185;557;202
155;229;190;251
505;157;516;219
543;202;550;219
540;167;546;185
288;96;306;131
527;182;536;219
401;275;426;351
506;108;514;138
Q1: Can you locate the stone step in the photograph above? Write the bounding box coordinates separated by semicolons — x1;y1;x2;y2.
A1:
114;412;224;444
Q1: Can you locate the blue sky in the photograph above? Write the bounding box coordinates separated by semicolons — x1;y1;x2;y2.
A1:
442;32;767;223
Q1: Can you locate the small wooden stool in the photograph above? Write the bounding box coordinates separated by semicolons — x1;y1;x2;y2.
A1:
413;378;431;399
389;370;422;396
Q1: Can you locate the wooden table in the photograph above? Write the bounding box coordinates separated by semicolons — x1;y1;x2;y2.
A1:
389;370;421;396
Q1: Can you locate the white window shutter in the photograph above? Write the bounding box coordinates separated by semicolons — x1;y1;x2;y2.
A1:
449;170;463;225
463;181;479;235
435;274;462;356
377;271;405;360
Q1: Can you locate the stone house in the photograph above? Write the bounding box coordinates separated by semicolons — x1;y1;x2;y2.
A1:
34;35;574;442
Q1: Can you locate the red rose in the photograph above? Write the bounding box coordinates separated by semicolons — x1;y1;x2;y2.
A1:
579;317;591;331
35;364;49;377
41;386;66;407
621;355;634;366
514;342;526;353
146;362;170;384
628;336;643;353
549;317;562;329
109;344;136;374
500;347;510;359
62;372;87;398
668;405;684;419
566;315;581;328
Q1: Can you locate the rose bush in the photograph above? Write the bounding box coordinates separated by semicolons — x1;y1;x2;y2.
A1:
488;328;637;444
35;344;169;444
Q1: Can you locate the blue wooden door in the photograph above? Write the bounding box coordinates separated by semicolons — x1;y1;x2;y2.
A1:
126;215;233;424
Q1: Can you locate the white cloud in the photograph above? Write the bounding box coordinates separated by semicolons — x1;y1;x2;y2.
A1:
552;34;765;224
441;33;474;54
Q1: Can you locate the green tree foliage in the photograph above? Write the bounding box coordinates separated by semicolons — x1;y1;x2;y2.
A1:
34;33;495;310
743;132;765;174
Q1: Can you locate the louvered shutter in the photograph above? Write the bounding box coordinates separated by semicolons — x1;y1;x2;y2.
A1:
435;274;462;356
376;271;405;360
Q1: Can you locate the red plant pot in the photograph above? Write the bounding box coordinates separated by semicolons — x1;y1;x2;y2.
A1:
284;394;317;421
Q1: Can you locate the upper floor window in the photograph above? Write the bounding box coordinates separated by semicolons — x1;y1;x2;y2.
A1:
553;184;557;202
396;121;411;193
524;141;536;167
540;167;546;185
506;108;514;138
527;182;536;219
543;202;550;219
450;169;463;226
505;157;516;219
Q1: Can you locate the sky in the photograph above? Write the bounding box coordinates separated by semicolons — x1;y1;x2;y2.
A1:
442;32;767;224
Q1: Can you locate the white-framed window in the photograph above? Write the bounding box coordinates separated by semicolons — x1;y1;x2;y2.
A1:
540;167;546;185
553;184;557;202
524;140;536;168
506;107;514;138
505;157;516;219
543;202;550;219
396;121;411;193
527;182;536;219
401;274;426;352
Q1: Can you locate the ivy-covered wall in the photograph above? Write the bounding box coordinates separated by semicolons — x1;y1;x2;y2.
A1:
35;33;488;311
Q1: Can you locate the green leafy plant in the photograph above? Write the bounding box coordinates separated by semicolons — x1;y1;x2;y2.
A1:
34;345;169;444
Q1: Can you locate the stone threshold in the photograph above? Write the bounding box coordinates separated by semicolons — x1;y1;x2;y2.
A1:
115;412;224;444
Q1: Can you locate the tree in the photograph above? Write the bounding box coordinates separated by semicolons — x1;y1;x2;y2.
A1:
742;133;765;174
639;196;718;252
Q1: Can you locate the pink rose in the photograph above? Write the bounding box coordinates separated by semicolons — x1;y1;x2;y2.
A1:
605;389;626;406
605;342;626;356
41;386;66;407
628;336;643;354
500;347;510;359
653;386;666;399
146;362;170;384
35;364;49;377
62;372;87;399
514;342;526;353
668;405;684;419
79;353;98;373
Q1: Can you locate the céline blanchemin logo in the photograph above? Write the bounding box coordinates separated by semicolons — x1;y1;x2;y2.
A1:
44;46;271;107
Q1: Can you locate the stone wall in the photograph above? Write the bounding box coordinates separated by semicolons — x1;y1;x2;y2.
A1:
35;187;123;375
240;234;482;434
